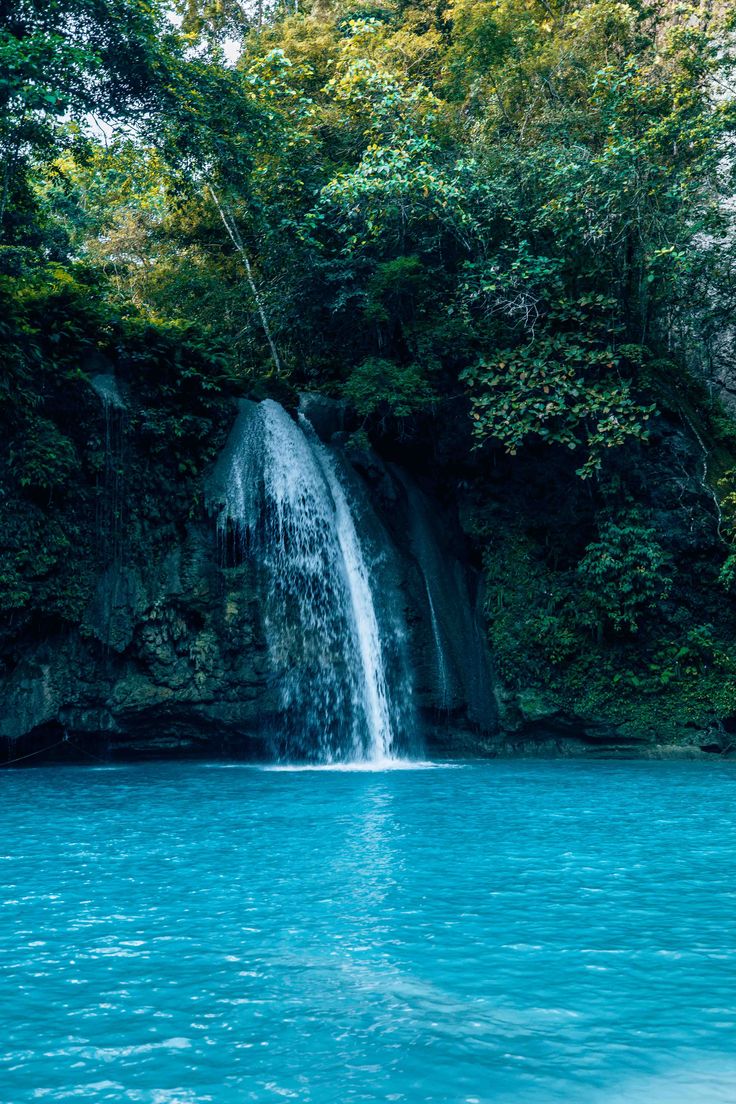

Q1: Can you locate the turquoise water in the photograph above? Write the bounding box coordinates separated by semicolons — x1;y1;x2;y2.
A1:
2;760;736;1104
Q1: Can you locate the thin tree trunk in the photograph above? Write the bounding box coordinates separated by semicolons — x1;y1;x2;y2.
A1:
208;185;283;375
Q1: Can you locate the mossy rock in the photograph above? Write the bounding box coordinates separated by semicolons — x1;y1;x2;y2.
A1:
246;376;300;411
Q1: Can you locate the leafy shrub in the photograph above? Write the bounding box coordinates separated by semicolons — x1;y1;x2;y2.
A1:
577;514;671;634
9;416;78;491
343;357;434;419
461;322;655;478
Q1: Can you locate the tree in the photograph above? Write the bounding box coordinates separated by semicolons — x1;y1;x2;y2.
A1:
0;0;174;240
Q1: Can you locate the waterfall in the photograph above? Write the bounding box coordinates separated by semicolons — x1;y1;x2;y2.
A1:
425;587;451;711
213;399;412;763
88;373;132;652
301;417;396;759
398;471;497;730
91;373;126;570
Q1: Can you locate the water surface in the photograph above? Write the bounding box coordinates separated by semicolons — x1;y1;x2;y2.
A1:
2;759;736;1103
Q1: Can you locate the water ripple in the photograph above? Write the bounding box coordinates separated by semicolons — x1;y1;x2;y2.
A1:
2;759;736;1103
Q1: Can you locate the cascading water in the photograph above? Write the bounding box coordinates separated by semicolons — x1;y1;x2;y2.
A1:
302;417;396;759
89;373;131;651
398;471;497;730
213;399;413;763
425;587;451;711
91;373;126;569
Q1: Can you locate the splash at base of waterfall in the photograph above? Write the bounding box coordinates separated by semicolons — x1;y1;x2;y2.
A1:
259;758;444;773
212;399;416;764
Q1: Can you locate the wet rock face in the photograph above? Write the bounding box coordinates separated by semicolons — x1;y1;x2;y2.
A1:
298;393;352;442
0;400;500;763
342;456;499;742
5;393;723;764
293;396;500;745
0;520;275;761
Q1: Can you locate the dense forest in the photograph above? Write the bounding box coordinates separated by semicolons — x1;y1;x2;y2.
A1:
3;0;736;755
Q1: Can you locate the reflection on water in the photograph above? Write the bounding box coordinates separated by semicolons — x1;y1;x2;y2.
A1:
258;759;447;772
2;758;736;1103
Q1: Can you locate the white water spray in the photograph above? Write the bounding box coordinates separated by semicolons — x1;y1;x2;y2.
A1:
303;418;395;761
214;400;410;763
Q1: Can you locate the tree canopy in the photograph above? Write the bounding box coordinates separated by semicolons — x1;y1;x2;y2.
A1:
4;0;736;716
11;0;729;470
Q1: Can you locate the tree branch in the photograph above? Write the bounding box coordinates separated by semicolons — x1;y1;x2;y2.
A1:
207;185;283;376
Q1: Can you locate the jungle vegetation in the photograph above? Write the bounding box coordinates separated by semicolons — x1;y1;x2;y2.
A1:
3;0;736;738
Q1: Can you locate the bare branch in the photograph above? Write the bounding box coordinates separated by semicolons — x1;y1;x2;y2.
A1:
208;185;283;376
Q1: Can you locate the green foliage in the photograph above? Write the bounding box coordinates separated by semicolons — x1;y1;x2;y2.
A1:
0;255;232;642
173;0;257;43
8;416;78;491
33;0;733;451
0;0;176;242
719;553;736;595
364;255;424;322
481;511;736;740
343;356;434;419
576;515;672;635
461;315;655;477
